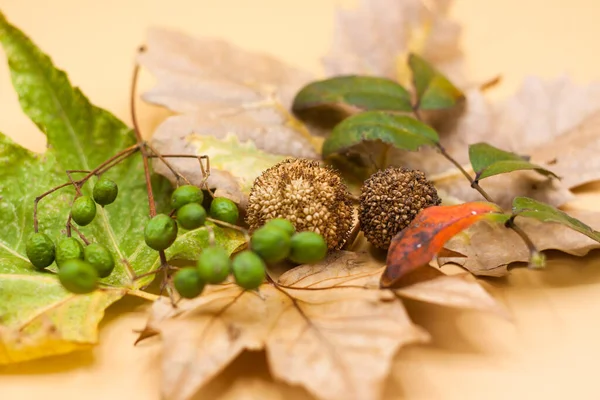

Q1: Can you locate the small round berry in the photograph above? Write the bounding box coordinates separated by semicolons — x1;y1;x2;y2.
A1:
209;197;239;225
250;226;291;263
71;195;97;226
26;233;55;270
173;267;205;299
171;185;204;210
84;243;115;278
264;218;296;237
58;259;98;294
93;178;119;206
177;203;207;230
289;231;327;264
144;214;178;251
197;246;231;284
232;250;266;290
55;237;84;267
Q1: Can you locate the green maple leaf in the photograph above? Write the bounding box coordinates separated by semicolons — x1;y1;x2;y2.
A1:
0;13;244;364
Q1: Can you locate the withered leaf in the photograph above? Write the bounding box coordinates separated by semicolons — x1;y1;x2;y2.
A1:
413;77;600;207
264;252;428;400
382;202;505;288
141;251;506;400
440;210;600;277
394;274;509;318
142;285;269;400
138;28;321;205
324;0;463;87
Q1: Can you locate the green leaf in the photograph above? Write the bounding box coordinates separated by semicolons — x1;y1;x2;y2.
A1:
512;197;600;242
469;142;558;181
322;111;439;159
408;53;464;110
0;13;244;364
292;76;413;115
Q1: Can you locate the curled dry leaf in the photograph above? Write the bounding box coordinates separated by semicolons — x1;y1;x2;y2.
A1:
382;202;504;288
440;210;600;277
324;0;463;87
140;251;507;400
138;28;321;205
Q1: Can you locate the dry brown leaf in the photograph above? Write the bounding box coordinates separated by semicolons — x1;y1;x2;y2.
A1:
138;27;321;204
145;285;270;400
394;274;510;318
413;77;600;207
439;210;600;277
220;378;285;400
323;0;463;87
140;251;507;400
530;110;600;189
264;252;428;400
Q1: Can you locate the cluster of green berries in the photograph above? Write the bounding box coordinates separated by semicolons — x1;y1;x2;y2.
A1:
25;178;119;294
172;218;328;299
143;185;239;251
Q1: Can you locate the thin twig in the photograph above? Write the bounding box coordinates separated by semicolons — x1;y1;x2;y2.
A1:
207;217;250;242
144;142;191;185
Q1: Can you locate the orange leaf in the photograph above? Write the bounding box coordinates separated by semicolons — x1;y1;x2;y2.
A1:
381;202;505;288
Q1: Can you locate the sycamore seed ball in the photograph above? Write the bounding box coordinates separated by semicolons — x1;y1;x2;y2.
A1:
246;159;353;250
359;167;441;250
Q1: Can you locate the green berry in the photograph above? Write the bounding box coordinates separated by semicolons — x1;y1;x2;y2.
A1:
26;233;55;270
93;178;118;206
171;185;203;210
232;250;266;290
84;243;115;278
197;247;231;284
58;259;98;294
55;237;84;267
289;231;327;264
71;195;97;226
177;203;207;230
250;226;291;263
264;218;295;237
144;214;178;251
173;267;205;299
209;197;239;224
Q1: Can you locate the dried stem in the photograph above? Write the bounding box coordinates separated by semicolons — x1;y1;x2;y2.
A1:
144;142;191;186
69;223;91;245
410;110;539;257
436;145;494;202
207;217;251;243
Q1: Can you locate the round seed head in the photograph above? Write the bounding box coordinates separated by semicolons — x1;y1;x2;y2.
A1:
246;158;353;250
359;167;441;250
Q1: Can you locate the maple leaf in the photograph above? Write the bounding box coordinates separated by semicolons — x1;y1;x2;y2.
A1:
440;210;600;277
138;28;322;206
139;251;506;400
0;13;244;364
431;77;600;207
323;0;464;88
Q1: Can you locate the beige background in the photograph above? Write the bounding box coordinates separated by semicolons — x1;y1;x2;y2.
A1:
2;0;600;399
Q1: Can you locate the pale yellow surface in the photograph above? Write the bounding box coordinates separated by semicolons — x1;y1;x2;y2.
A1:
1;1;600;399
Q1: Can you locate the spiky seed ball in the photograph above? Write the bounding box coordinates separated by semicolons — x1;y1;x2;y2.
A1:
246;159;353;250
359;167;441;250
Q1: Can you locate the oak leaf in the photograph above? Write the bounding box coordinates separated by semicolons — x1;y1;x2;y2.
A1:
140;251;506;400
138;28;322;206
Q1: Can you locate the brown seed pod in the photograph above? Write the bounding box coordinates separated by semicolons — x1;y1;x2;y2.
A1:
359;167;441;250
246;158;354;250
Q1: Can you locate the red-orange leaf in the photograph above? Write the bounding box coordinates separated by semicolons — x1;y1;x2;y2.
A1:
381;202;506;288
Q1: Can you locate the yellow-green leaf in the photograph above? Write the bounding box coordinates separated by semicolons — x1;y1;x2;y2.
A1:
408;53;464;110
